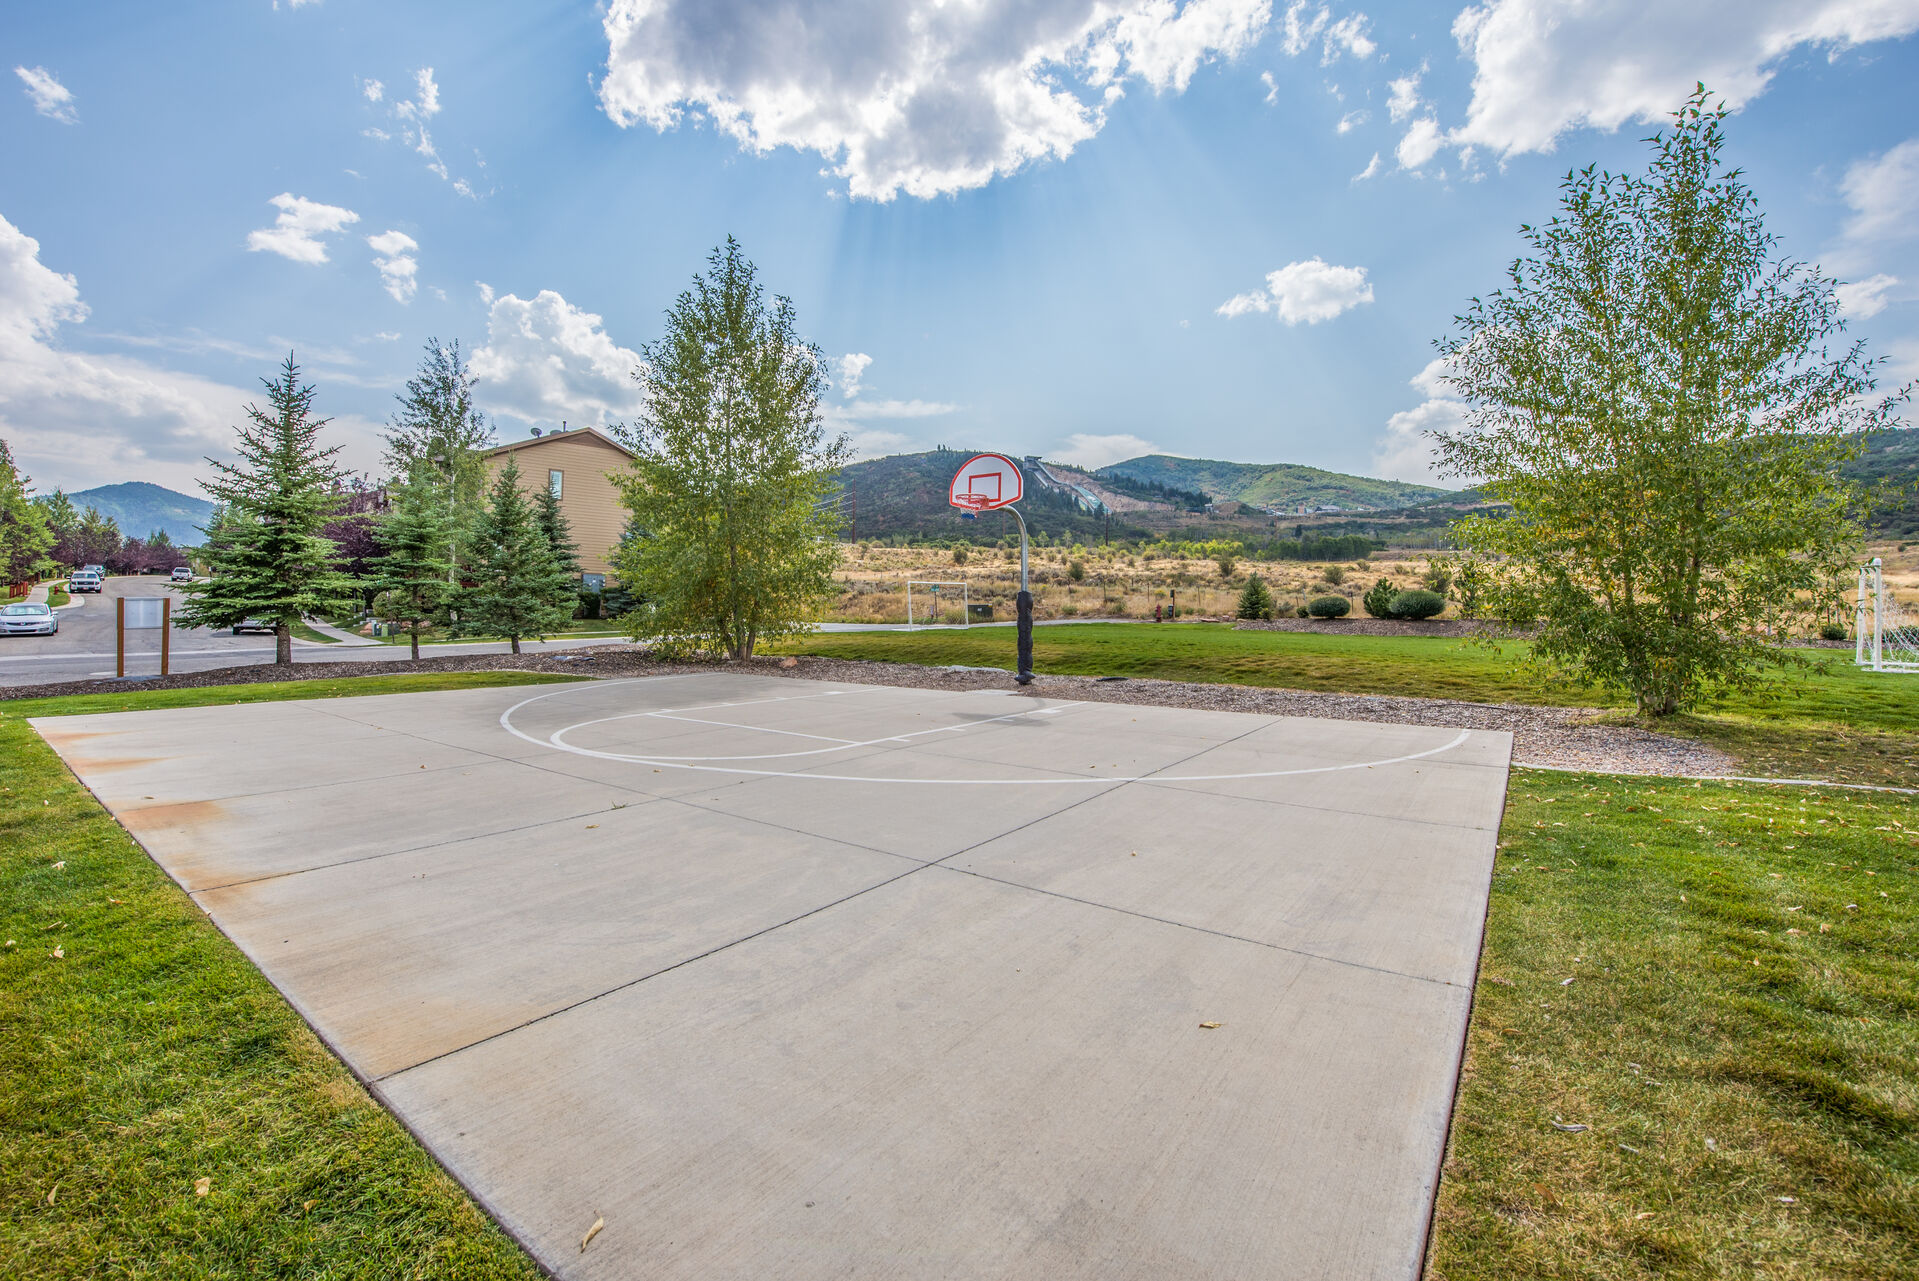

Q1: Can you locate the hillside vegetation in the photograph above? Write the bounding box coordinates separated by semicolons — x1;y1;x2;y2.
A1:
835;449;1141;544
1097;454;1453;511
66;482;216;543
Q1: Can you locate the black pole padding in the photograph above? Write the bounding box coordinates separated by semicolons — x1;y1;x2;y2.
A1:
1015;590;1034;685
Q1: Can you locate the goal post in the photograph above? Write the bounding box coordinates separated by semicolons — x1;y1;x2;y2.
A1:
1855;558;1919;673
905;580;970;629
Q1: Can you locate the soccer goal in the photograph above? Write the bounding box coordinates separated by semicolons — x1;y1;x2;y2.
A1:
906;580;970;629
1854;558;1919;673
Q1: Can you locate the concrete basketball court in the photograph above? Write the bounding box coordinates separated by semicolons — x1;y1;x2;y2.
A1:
38;672;1512;1279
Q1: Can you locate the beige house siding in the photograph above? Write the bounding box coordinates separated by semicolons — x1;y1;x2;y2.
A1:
479;429;634;579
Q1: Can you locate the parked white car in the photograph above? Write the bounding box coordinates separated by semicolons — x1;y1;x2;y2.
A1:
171;566;193;582
0;602;58;635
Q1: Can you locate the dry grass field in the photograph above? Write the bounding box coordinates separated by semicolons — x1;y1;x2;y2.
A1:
824;541;1919;629
827;542;1455;623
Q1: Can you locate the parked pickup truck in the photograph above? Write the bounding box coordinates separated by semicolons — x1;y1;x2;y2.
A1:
68;571;102;593
171;566;193;582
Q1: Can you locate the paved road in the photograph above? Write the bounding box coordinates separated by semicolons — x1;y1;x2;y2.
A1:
0;576;634;688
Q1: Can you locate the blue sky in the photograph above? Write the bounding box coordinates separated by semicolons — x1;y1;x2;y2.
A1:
4;0;1917;496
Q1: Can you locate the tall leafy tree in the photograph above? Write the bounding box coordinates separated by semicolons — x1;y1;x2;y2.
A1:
383;338;494;578
0;438;54;585
367;475;455;660
613;237;849;658
69;506;122;569
1431;89;1908;715
35;488;79;567
175;355;358;664
457;458;576;653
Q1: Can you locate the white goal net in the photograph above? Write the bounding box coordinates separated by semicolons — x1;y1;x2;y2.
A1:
1855;558;1919;673
906;580;970;628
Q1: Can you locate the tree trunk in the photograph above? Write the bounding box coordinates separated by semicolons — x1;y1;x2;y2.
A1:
511;636;521;654
276;622;292;666
410;621;420;661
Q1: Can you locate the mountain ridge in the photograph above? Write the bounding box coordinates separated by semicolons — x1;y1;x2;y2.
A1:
1095;454;1454;511
66;482;217;543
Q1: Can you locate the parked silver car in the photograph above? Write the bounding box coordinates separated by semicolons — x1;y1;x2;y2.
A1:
0;602;58;635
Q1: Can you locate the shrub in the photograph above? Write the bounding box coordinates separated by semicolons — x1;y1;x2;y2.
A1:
1236;575;1277;620
1216;553;1238;578
1421;560;1453;594
1067;559;1086;582
1362;578;1400;618
1820;622;1847;641
953;546;969;565
1295;605;1311;617
1321;565;1347;586
1307;594;1351;619
1388;588;1446;620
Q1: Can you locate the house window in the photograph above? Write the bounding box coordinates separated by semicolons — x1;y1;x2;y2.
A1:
549;469;563;498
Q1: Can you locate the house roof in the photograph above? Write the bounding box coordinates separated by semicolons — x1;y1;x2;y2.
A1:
479;425;636;461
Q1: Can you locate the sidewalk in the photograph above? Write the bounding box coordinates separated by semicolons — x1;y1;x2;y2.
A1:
299;618;382;647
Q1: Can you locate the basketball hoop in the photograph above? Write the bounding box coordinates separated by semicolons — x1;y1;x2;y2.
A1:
948;453;1023;512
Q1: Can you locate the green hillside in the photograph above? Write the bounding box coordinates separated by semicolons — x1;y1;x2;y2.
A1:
67;482;216;543
1844;428;1919;538
836;450;1142;544
1097;455;1453;511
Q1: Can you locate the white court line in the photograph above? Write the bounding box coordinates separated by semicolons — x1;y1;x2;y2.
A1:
499;679;1478;785
551;699;1080;762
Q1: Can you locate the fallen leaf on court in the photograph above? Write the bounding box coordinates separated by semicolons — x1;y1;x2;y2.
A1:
1198;1021;1222;1029
193;1177;211;1197
50;947;63;959
1787;928;1803;935
1777;1196;1797;1204
581;1214;604;1252
47;1185;57;1205
1618;1143;1640;1153
1820;923;1832;933
51;861;65;870
585;824;598;829
1550;1117;1589;1133
1559;977;1575;986
302;1200;316;1212
1705;1138;1718;1151
779;657;798;669
1635;1211;1656;1220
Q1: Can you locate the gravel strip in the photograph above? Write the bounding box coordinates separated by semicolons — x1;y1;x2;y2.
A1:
1233;617;1514;638
4;645;1734;778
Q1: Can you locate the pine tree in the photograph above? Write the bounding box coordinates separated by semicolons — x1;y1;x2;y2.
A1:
383;339;494;579
1362;578;1400;619
458;459;577;653
1235;574;1276;621
367;476;455;660
533;479;580;578
175;355;358;664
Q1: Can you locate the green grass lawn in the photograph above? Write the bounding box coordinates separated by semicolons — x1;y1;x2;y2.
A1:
45;582;70;609
288;620;340;645
773;625;1919;787
1431;772;1918;1279
0;672;582;1279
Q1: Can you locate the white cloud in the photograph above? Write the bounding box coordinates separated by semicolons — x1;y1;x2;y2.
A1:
1840;138;1919;247
1053;432;1158;470
1279;4;1373;63
834;352;872;398
1216;257;1374;325
1261;70;1280;104
366;66;460;185
366;230;419;303
0;212;319;492
470;286;646;428
1395;117;1444;170
1373;358;1464;484
1385;69;1422;122
1336;108;1367;133
1352;151;1381;181
1450;0;1919;158
15;66;76;123
598;0;1274;201
245;193;359;264
830;398;958;419
1836;273;1900;320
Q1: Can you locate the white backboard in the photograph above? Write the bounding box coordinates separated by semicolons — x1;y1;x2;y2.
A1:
948;453;1023;511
